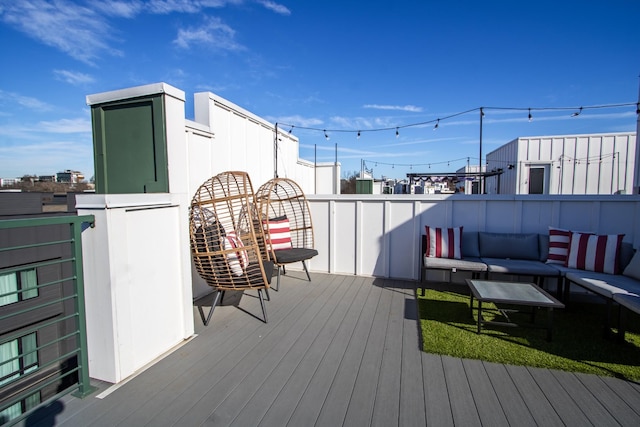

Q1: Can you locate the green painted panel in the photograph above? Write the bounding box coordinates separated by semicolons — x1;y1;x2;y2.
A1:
356;179;373;194
91;95;168;194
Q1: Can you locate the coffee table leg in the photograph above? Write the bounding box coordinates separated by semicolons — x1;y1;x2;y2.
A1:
469;294;474;319
547;308;553;341
477;300;482;334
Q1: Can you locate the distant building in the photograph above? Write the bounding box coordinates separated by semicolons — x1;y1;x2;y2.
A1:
484;132;636;195
0;178;19;187
56;170;85;184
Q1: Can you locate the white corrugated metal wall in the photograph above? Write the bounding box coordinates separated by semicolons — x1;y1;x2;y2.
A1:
486;132;636;195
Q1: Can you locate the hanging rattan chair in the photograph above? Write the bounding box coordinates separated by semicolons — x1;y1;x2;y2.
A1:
255;177;318;290
190;171;273;325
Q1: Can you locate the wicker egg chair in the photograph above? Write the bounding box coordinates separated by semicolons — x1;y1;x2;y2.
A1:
255;177;318;290
190;171;273;325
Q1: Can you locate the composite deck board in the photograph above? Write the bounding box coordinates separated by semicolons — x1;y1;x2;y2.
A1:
21;273;640;427
198;275;345;426
441;355;482;426
399;285;427;427
576;373;640;425
225;274;350;427
504;364;564;426
528;368;593;426
370;280;406;427
342;278;394;426
256;275;364;427
173;274;338;426
599;375;640;416
483;361;538;426
548;368;617;425
285;275;374;426
421;353;454;426
313;279;385;426
462;358;510;426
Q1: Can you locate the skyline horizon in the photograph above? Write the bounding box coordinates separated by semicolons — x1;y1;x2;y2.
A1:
1;1;639;181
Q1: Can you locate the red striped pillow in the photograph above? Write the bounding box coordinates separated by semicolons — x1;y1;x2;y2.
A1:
566;232;624;274
546;227;571;264
263;216;293;251
222;231;249;276
425;226;462;259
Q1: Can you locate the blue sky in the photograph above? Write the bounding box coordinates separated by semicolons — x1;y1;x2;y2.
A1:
1;0;639;181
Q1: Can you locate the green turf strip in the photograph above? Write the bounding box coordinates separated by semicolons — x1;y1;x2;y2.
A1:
419;289;640;380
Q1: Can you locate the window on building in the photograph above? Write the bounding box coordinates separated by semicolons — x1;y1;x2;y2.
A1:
0;269;38;307
0;333;40;422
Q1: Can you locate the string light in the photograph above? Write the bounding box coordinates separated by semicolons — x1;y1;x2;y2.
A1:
276;102;635;141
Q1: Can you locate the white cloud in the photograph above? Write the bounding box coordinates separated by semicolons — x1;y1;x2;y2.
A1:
92;0;145;17
0;0;122;65
0;90;53;112
257;0;291;15
272;115;323;128
53;70;95;85
363;104;423;113
330;116;373;130
174;16;245;51
38;118;92;134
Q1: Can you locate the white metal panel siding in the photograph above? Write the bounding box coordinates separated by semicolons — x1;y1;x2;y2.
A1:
486;138;518;194
192;91;319;193
333;200;357;275
491;133;636;195
358;201;386;277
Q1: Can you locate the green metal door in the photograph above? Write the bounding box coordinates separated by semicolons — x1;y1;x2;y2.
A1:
91;95;169;194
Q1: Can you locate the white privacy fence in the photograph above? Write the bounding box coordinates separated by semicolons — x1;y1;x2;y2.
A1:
306;194;640;281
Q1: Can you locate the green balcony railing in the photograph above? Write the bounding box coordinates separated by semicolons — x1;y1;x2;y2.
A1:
0;215;96;425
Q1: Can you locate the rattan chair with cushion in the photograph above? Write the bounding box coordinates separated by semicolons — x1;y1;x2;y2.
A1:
255;177;318;290
190;171;273;325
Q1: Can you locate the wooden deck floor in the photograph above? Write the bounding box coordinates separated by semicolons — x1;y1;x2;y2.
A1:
23;273;640;426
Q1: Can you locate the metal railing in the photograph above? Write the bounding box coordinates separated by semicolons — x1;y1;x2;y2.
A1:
0;215;95;425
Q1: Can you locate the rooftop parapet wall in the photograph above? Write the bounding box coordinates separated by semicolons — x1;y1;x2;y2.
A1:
306;194;640;280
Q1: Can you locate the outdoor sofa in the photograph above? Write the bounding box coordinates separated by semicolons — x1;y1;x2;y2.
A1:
421;226;640;337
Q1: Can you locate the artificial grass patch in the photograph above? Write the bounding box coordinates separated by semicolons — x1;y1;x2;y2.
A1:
419;288;640;381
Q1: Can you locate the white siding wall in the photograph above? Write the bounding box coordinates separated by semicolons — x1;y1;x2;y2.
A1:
306;194;640;281
486;132;636;195
192;91;338;196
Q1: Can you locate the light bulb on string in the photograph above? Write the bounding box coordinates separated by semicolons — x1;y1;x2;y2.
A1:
395;127;399;138
357;130;361;139
528;108;532;122
571;107;583;117
289;125;294;134
324;130;329;140
433;119;439;130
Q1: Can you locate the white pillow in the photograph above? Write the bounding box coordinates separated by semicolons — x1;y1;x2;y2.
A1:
623;250;640;281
